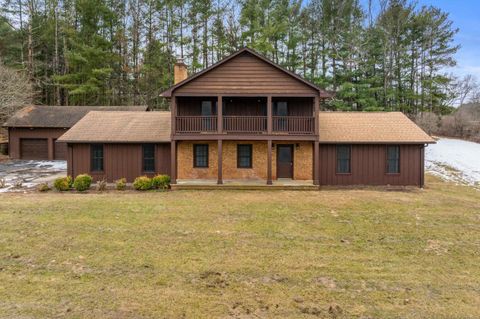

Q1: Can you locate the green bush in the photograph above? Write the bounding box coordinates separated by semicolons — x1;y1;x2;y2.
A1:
133;176;153;191
152;174;171;189
53;177;71;191
73;174;93;192
66;176;74;188
115;178;127;191
38;182;51;192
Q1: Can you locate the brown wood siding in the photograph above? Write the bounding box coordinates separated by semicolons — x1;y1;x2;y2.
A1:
175;52;318;95
318;144;423;186
68;143;171;182
54;139;67;160
8;127;69;160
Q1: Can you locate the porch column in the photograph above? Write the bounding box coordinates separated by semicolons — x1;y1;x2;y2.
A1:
314;95;320;136
171;96;176;135
267;139;272;185
217;139;223;184
170;140;176;184
267;95;272;134
313;142;319;185
217;95;223;134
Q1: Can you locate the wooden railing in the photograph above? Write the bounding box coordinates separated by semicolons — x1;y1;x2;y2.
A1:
272;116;314;134
223;116;267;133
175;116;314;134
175;116;217;133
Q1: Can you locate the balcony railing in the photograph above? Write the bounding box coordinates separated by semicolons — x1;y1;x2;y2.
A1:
175;116;314;135
176;116;217;133
223;116;267;133
272;116;315;134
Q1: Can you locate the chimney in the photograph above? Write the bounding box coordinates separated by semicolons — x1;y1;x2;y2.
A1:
174;58;188;84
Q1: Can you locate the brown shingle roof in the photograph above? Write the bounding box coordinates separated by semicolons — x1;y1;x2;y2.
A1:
319;112;435;144
3;105;149;128
57;111;171;143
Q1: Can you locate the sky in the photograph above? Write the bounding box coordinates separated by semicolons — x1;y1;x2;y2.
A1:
362;0;480;80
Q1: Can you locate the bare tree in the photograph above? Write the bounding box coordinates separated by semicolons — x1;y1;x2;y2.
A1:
452;74;478;106
0;63;35;129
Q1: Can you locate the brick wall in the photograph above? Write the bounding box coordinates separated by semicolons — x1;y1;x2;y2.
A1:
177;140;313;181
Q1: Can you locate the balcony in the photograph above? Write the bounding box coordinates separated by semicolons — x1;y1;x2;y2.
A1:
175;115;315;135
174;96;317;136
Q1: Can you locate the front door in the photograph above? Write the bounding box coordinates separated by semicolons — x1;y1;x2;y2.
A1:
277;144;293;178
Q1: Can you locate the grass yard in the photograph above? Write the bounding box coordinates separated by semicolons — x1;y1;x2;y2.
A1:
0;176;479;318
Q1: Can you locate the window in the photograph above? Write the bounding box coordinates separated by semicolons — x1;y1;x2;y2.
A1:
143;144;155;172
91;144;104;172
194;144;209;168
275;101;288;116
336;145;351;174
237;144;253;168
386;145;400;174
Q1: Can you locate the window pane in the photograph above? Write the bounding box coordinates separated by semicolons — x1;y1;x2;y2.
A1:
143;144;155;172
194;144;208;168
237;144;252;168
276;102;288;116
386;146;400;173
336;145;351;173
91;144;103;172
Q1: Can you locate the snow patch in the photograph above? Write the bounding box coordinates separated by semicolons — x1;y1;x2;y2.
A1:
425;138;480;188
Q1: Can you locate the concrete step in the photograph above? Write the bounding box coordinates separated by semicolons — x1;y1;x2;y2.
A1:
170;184;319;191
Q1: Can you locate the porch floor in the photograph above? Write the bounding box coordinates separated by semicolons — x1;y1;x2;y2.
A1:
171;179;318;190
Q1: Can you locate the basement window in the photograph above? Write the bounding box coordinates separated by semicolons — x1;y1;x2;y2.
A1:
386;145;400;174
237;144;253;168
194;144;209;168
336;145;351;174
90;144;104;172
143;144;155;172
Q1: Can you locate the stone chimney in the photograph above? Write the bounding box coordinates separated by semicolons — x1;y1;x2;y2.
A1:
174;58;188;84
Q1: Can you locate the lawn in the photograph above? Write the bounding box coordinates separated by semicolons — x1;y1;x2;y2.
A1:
0;176;479;318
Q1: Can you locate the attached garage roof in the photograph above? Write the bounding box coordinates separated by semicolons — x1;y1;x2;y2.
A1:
58;111;171;143
3;105;148;128
318;112;435;144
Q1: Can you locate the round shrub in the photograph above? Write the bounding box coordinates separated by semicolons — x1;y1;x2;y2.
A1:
38;182;51;192
73;174;93;192
152;174;171;189
133;176;153;191
53;177;71;191
115;178;127;191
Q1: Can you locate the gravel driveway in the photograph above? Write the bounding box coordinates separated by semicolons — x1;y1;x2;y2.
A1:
0;160;66;192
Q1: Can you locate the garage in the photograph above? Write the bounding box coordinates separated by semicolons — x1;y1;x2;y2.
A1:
20;139;48;160
54;139;67;160
3;105;149;160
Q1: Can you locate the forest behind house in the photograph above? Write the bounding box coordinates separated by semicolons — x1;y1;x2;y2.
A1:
0;0;480;141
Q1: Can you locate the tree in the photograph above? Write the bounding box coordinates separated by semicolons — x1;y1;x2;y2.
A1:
0;63;34;125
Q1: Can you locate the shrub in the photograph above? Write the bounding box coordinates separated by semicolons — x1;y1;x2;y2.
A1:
73;174;93;192
133;176;153;191
152;174;171;190
66;175;74;188
115;178;127;191
38;182;50;192
96;179;107;192
53;177;71;191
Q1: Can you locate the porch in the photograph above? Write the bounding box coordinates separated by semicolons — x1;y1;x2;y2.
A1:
171;178;318;190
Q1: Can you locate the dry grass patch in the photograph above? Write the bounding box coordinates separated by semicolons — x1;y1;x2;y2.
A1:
0;175;479;318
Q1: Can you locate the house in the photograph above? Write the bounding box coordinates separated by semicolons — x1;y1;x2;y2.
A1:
3;105;148;160
58;48;435;187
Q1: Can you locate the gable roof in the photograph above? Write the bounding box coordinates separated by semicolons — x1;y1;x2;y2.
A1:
3;105;149;128
318;112;435;144
57;111;171;143
160;48;332;98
